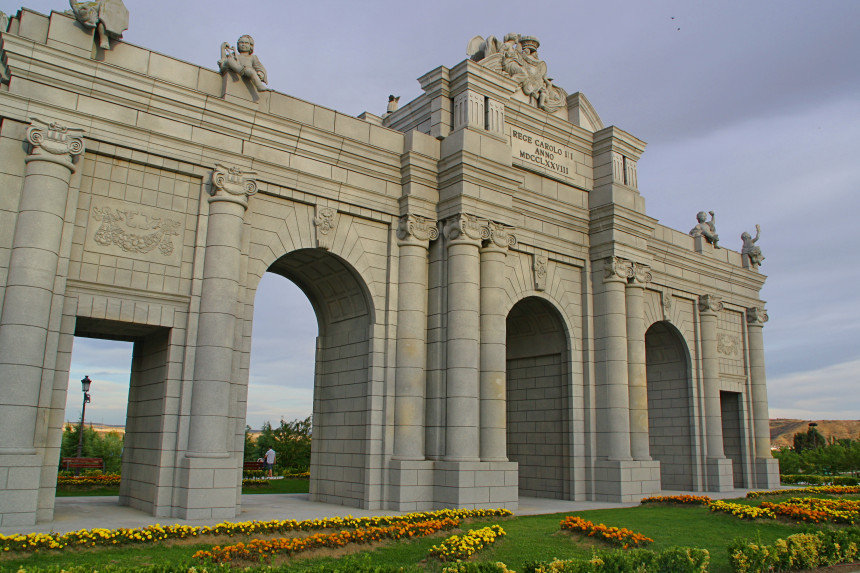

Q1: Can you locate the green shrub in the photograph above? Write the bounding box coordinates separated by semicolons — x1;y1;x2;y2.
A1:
523;547;709;573
729;528;860;572
780;474;860;486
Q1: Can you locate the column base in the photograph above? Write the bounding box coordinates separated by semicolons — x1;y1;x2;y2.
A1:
754;457;781;489
434;460;518;510
173;455;241;520
388;459;436;511
593;458;661;502
704;457;735;492
0;452;42;526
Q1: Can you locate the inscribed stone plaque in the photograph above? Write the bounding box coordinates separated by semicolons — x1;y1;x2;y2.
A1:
84;197;183;266
511;127;584;186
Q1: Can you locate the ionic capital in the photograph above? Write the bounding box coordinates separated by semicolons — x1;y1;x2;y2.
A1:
397;213;438;246
604;256;633;284
211;164;257;208
482;221;517;251
698;294;724;315
627;262;652;288
746;306;769;327
26;117;85;167
444;214;484;246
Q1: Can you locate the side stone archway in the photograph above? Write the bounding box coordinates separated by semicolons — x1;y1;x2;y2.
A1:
505;297;571;499
645;321;697;491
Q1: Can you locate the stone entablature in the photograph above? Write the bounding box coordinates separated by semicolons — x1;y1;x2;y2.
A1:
0;7;778;526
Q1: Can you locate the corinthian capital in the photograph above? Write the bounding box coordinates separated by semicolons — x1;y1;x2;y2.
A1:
746;306;769;326
211;164;257;208
444;214;484;244
27;117;85;159
482;221;517;250
397;214;439;244
604;256;633;283
698;294;724;314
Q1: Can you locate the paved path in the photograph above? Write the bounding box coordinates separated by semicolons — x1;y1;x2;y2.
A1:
0;489;758;535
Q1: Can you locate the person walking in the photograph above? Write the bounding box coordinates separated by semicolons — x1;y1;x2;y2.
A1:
264;446;276;478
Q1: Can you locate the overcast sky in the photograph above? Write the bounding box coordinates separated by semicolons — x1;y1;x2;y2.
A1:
4;0;857;428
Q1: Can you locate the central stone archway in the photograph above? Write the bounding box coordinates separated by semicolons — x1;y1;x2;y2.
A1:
256;248;375;508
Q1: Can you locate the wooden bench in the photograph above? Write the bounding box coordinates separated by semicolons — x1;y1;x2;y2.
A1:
243;460;265;472
61;457;104;471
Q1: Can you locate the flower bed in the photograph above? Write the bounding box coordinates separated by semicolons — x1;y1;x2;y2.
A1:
640;495;712;506
56;474;121;487
559;516;652;549
195;517;459;563
0;508;512;553
708;500;776;520
525;547;710;573
429;524;506;562
746;485;860;498
760;497;860;524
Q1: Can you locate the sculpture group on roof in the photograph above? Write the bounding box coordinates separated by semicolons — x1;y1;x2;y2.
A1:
467;33;568;114
68;0;127;50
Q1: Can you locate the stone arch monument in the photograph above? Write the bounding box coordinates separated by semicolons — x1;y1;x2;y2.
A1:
0;9;778;526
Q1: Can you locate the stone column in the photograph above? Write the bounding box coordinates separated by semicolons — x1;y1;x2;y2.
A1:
0;118;84;455
747;306;779;487
626;262;651;461
443;215;483;461
598;257;632;460
393;214;437;460
699;294;734;490
699;294;725;459
479;222;515;462
186;164;256;458
747;306;770;458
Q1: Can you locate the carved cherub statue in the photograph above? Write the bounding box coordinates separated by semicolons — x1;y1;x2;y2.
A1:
69;0;129;50
218;35;269;92
690;210;719;248
741;225;765;269
386;95;400;114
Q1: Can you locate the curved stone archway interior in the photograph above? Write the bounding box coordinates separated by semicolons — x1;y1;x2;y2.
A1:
645;321;695;490
265;249;372;508
505;297;570;499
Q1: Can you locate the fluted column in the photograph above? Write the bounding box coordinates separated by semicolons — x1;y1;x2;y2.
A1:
747;306;771;459
626;262;651;461
480;222;515;462
443;215;483;461
186;164;256;458
699;294;725;459
597;257;632;460
0;118;84;454
393;214;437;460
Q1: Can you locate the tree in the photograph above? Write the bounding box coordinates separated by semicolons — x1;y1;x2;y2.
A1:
253;416;312;472
59;424;124;474
793;425;826;453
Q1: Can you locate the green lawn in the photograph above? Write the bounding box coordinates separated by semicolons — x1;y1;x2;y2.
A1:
2;496;842;573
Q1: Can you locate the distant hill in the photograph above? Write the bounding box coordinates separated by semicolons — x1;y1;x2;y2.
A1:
770;419;860;449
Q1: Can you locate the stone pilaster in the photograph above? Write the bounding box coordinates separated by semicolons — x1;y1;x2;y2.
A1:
186;165;257;459
626;262;651;461
443;214;483;462
479;221;515;462
699;294;733;491
393;214;438;460
747;306;780;488
0;118;83;526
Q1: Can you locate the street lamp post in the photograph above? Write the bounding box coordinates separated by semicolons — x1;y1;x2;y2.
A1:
76;376;92;459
